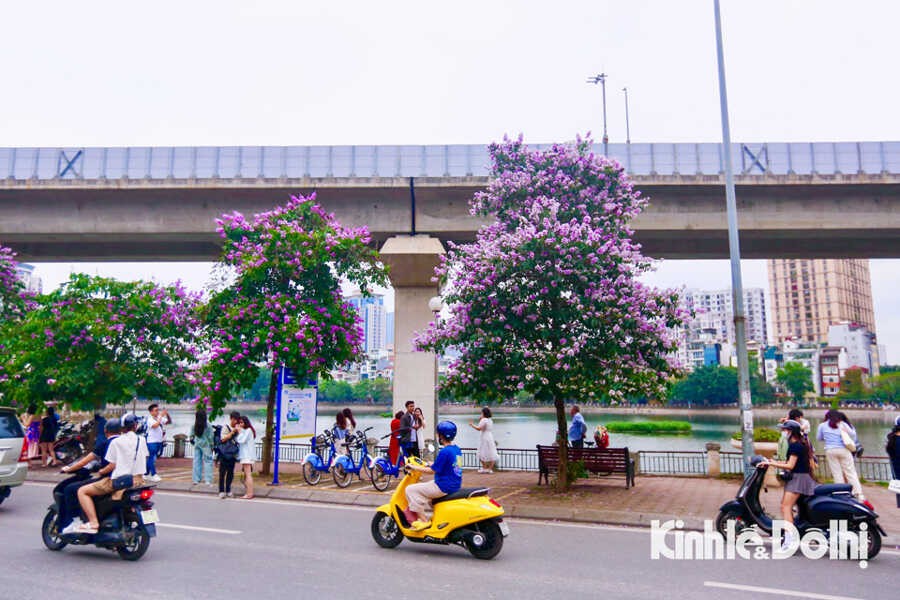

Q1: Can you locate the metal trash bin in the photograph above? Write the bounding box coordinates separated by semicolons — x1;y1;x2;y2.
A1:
173;433;188;458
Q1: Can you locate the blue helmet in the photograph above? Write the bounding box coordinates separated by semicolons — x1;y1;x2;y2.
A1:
436;420;457;442
104;418;121;434
122;414;139;431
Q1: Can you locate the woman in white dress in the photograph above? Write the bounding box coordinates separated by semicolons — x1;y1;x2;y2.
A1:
470;407;499;473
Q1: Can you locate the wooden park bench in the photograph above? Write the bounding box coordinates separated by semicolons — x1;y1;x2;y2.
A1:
536;444;636;488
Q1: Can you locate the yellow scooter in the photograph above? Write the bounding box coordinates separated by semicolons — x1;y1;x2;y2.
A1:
370;455;508;559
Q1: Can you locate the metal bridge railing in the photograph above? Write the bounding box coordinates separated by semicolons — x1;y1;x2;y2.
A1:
2;141;897;182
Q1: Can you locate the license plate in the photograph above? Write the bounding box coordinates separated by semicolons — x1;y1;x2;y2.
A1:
141;509;160;525
498;521;510;537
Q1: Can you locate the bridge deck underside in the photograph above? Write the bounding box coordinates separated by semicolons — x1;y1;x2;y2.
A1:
1;180;898;260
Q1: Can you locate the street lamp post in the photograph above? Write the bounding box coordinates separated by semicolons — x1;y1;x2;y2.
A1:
622;87;631;144
428;295;444;446
713;0;754;474
586;73;609;155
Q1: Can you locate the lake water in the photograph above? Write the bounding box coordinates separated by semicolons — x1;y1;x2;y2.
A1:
160;407;898;456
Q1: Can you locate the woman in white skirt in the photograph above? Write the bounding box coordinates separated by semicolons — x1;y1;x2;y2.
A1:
470;407;499;473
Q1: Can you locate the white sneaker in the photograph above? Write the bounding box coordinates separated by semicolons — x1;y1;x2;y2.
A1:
218;492;226;499
61;519;83;535
150;475;162;482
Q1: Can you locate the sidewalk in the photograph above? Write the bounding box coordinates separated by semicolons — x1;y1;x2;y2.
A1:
27;458;900;547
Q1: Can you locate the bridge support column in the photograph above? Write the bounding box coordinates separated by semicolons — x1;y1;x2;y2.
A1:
379;235;445;445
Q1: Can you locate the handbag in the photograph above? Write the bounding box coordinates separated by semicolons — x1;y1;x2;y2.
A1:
888;479;900;494
777;469;793;482
839;424;857;453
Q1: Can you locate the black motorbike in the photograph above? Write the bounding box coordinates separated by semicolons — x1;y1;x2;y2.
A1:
53;420;88;465
41;470;159;561
716;456;887;559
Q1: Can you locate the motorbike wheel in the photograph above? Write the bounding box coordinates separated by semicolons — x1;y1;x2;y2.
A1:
302;462;321;486
117;516;150;561
714;510;750;538
465;520;504;560
371;464;392;492
41;509;68;551
851;523;882;560
0;486;10;506
371;512;403;548
332;464;352;488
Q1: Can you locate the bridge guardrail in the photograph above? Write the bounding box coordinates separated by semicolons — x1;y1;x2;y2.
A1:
2;141;897;182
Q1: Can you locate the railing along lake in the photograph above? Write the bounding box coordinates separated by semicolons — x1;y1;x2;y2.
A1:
161;442;893;482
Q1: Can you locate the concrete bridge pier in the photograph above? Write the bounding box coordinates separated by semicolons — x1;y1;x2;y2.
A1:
378;235;445;446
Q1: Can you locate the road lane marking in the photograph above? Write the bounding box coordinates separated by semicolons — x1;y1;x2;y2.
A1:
156;523;241;535
704;581;863;600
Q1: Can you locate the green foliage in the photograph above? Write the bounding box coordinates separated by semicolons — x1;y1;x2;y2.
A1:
732;427;781;443
869;372;900;404
880;365;899;374
668;365;775;406
566;459;588;481
318;378;392;404
838;367;866;399
775;361;814;400
0;274;199;411
604;420;691;434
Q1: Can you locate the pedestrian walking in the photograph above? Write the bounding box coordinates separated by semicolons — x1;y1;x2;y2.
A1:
190;407;214;485
469;407;498;473
388;411;403;464
39;406;60;467
414;407;427;455
887;416;900;509
216;412;241;498
568;405;587;449
236;416;256;499
816;410;864;500
20;404;40;462
764;420;818;551
145;403;169;482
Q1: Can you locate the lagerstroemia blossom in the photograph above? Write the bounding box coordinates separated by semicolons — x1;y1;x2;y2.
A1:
195;194;388;417
0;274;200;411
415;136;686;442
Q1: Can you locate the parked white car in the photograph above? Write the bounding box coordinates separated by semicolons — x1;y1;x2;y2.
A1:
0;407;29;505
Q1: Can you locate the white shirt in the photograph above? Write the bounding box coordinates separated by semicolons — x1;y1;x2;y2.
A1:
106;431;149;479
146;414;164;444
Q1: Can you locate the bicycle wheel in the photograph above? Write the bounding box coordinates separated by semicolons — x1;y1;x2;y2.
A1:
371;463;393;492
302;461;322;486
332;463;353;488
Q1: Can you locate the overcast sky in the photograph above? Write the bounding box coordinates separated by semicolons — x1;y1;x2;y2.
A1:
4;1;898;361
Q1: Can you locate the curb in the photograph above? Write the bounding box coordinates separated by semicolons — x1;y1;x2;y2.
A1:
25;472;900;548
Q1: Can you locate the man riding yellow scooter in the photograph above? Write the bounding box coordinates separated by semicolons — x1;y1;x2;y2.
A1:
370;420;508;559
403;421;463;530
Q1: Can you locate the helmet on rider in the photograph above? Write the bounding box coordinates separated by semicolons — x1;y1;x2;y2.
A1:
122;414;139;432
436;420;457;443
779;419;802;436
104;418;122;435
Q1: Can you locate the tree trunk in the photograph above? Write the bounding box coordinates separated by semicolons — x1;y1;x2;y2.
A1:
553;395;570;491
260;367;279;476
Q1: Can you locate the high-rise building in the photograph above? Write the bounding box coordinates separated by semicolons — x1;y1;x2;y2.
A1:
767;259;876;344
828;322;879;377
681;288;768;347
345;291;387;354
14;263;43;294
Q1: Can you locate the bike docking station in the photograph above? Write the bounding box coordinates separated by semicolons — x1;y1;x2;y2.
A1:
270;366;318;486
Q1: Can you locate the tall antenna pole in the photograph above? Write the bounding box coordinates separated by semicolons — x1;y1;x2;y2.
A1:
713;0;754;474
586;73;609;155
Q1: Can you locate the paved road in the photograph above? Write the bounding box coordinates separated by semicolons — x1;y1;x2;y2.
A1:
1;483;897;600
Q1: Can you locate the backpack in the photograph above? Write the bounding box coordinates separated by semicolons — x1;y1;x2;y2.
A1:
214;425;239;461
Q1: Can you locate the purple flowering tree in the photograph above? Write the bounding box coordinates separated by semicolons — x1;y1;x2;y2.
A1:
416;137;686;490
0;274;200;411
196;194;388;475
0;245;33;323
